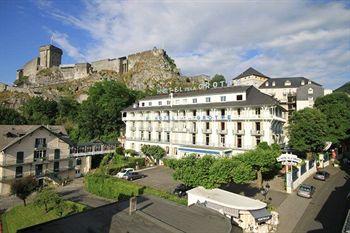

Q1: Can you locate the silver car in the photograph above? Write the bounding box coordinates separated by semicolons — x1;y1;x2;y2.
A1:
297;184;315;198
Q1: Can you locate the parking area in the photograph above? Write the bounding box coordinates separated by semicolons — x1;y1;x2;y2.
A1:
133;166;181;193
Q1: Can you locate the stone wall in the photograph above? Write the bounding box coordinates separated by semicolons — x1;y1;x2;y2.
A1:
22;57;39;81
91;59;120;73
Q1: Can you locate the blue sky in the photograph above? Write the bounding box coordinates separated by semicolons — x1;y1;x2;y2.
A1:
0;0;349;89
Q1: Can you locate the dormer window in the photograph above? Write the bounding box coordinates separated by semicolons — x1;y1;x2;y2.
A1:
308;88;313;94
167;100;171;105
158;101;162;106
148;102;152;106
272;81;276;86
308;80;312;84
236;95;243;101
284;80;291;86
206;97;211;103
301;80;305;85
265;82;269;87
141;102;145;107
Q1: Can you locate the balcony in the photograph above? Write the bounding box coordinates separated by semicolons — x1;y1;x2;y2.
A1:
216;129;228;134
188;127;197;133
233;129;245;135
203;128;212;134
34;143;47;150
33;157;48;163
251;130;264;136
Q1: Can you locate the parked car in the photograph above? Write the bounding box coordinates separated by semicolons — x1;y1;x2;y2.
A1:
173;184;193;197
297;184;315;198
116;168;134;178
313;171;330;181
123;172;146;181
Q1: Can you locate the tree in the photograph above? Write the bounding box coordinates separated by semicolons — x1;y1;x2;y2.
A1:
10;176;37;206
54;198;68;217
34;187;61;213
74;80;139;141
21;96;58;125
314;92;350;146
0;105;27;124
288;108;328;153
238;142;280;188
209;74;227;87
334;82;350;95
141;145;166;161
56;96;80;123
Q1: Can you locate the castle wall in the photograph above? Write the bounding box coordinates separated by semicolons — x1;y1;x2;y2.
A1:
22;57;39;82
91;59;120;73
60;63;91;80
127;48;164;70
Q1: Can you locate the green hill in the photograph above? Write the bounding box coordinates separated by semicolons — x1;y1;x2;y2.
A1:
335;82;350;94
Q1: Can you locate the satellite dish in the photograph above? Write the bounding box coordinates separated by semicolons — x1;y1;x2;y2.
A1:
323;142;332;151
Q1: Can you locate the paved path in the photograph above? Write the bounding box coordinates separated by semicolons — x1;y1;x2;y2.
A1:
276;165;342;233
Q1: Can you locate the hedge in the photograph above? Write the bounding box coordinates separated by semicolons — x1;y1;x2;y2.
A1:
84;174;186;205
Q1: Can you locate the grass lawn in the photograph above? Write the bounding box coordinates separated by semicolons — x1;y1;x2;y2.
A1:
1;201;87;233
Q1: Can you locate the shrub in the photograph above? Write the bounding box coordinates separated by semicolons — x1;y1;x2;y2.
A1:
115;146;125;155
125;149;138;157
163;158;179;169
141;145;166;161
84;174;186;205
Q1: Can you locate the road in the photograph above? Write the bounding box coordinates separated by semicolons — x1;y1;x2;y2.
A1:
292;165;350;233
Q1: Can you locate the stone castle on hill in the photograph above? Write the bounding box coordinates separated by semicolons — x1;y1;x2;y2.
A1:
16;44;179;85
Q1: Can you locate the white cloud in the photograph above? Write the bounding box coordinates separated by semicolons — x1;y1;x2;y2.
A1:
38;0;350;89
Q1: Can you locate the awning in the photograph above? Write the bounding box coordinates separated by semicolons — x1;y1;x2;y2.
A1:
178;147;232;155
250;208;272;223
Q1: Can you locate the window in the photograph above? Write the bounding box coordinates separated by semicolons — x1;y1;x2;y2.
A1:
237;108;241;116
148;102;152;106
205;134;210;146
192;133;196;144
193;110;197;116
220;96;226;102
148;132;151;140
221;122;225;130
35;138;46;148
265;82;269;86
167;100;171;105
142;102;145;107
54;161;59;172
301;80;305;85
16;152;24;164
206;97;211;103
308;88;313;94
158;101;162;106
206;110;210;116
34;150;46;161
16;166;23;178
166;132;170;142
255;108;261;116
237;122;242;131
76;158;82;165
220;134;225;147
284;80;291;86
272;81;276;86
183;99;187;104
158;132;162;141
140;131;144;140
308;96;314;101
54;149;60;160
192;98;197;103
206;122;210;130
256;122;261;131
237;95;243;101
221;109;225;116
256;136;261;145
237;135;242;148
166;146;169;154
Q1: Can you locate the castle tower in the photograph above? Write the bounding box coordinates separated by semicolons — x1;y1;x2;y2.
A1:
39;45;63;68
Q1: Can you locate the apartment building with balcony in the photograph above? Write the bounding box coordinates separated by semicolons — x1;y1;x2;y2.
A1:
0;125;75;195
122;85;286;158
232;67;332;119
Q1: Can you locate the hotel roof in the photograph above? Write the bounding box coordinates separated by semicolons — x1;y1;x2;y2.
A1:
259;77;321;89
233;67;270;80
123;86;284;112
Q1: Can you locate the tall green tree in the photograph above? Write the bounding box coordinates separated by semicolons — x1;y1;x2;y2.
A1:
209;74;227;87
237;142;280;188
74;80;139;141
34;187;61;213
10;176;37;206
141;145;166;161
21;96;58;125
314;92;350;146
56;96;80;123
0;105;27;124
288;108;328;153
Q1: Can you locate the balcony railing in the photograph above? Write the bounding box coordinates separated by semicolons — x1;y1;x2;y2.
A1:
173;128;187;133
216;129;228;134
33;157;48;163
251;130;264;136
34;143;47;149
203;129;212;134
233;129;245;135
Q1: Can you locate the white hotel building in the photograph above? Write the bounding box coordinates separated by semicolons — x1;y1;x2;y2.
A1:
122;86;287;158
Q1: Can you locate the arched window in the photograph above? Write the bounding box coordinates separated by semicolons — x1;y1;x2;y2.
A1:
308;88;313;94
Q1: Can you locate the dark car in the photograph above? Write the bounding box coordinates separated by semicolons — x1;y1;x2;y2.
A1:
297;184;315;198
122;172;146;181
173;184;193;197
313;171;330;181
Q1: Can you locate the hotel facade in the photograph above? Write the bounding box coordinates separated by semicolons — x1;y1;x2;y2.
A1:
122;85;287;158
